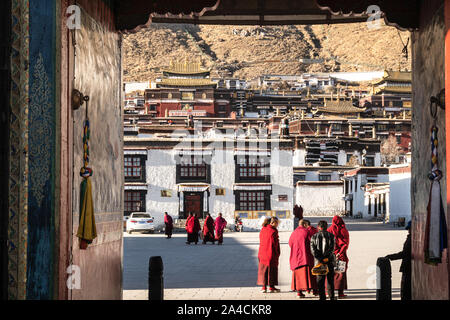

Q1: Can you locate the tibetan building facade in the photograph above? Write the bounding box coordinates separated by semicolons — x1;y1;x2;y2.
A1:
144;60;230;118
124;130;294;231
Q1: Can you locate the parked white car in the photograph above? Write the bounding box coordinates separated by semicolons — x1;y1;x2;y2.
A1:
126;212;155;234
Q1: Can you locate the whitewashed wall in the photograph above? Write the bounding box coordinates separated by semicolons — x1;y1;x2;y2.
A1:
353;173;389;218
209;149;236;223
375;153;382;166
338;150;347;165
352;175;365;216
389;171;412;221
145;149;178;227
296;184;344;216
293;148;306;166
142;146;294;230
270;149;294;231
240;218;293;232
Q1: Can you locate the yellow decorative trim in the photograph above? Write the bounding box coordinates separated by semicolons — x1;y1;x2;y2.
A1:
372;70;412;85
163;59;210;75
159;78;216;87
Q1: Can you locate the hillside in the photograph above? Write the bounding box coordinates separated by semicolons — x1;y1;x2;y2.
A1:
123;22;411;82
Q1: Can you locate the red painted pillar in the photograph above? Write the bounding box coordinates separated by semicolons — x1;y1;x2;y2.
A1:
446;0;450;300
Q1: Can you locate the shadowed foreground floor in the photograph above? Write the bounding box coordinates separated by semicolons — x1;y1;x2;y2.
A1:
123;217;406;300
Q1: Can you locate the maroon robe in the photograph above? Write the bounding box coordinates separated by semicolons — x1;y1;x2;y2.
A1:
289;226;313;270
187;216;201;234
257;225;280;287
164;214;173;236
186;216;201;243
328;215;350;291
306;226;318;241
202;216;215;242
289;226;317;291
294;205;303;220
185;216;192;231
214;216;227;243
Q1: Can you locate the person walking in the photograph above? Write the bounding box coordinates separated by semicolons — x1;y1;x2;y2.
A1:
293;204;303;229
310;220;336;300
202;213;215;244
186;213;201;245
289;220;316;298
164;212;173;239
327;215;350;298
385;221;411;300
214;213;227;245
185;212;193;244
257;217;281;293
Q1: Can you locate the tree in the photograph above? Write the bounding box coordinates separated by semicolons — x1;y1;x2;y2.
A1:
381;135;401;164
347;155;359;166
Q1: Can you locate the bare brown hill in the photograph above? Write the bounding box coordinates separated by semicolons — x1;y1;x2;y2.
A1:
123;22;411;82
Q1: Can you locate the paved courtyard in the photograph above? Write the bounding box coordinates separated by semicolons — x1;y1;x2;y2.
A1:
123;217;407;300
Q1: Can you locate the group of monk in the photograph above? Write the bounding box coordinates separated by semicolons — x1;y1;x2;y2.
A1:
257;215;350;300
163;212;228;245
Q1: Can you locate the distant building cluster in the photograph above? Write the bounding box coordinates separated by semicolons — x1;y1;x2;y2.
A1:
123;60;412;230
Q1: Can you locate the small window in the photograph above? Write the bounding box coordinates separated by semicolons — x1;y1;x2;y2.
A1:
278;195;288;202
297;175;306;182
124;191;146;213
237;156;268;180
365;156;375;167
182;92;194;100
346;154;353;163
179;156;207;179
238;191;267;211
161;190;172;197
216;188;226;196
131;213;151;218
124;156;144;180
319;175;331;181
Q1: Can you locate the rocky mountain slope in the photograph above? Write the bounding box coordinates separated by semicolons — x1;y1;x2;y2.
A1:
123;22;411;82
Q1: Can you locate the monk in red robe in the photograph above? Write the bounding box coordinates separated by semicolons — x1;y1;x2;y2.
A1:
164;212;173;239
186;212;201;245
257;217;281;293
185;212;192;243
289;222;317;298
327;215;350;298
303;219;318;241
214;213;227;245
202;213;215;244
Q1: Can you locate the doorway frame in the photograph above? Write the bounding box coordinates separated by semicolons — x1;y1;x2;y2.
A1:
0;0;11;301
182;192;205;219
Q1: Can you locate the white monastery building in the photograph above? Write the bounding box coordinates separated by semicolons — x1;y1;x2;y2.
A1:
124;130;294;231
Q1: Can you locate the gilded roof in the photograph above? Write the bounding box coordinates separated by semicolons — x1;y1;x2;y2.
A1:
373;86;412;94
316;100;366;114
158;78;217;87
372;70;412;85
162;60;210;75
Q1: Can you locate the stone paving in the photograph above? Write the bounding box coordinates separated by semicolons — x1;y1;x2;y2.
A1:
123;217;407;300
